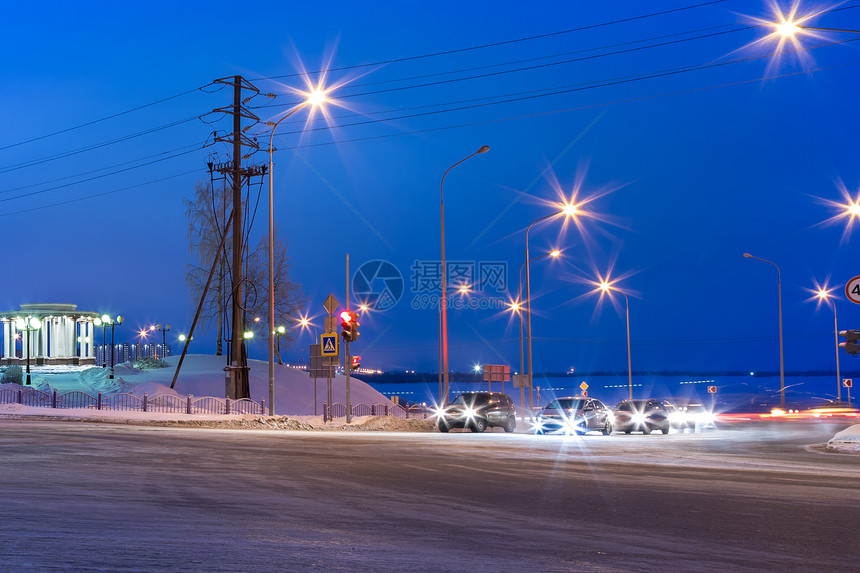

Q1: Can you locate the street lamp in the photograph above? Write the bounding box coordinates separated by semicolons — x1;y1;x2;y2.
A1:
524;205;579;410
266;88;330;417
599;281;633;401
15;317;41;385
440;145;490;406
815;287;843;403
154;324;171;360
743;253;785;409
93;316;109;368
275;325;287;365
515;249;560;408
137;329;149;360
98;315;124;379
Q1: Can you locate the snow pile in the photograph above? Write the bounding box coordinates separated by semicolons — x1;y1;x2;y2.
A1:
0;354;393;417
827;424;860;453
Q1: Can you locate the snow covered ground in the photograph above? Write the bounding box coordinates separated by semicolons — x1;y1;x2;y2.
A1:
827;424;860;453
0;354;393;416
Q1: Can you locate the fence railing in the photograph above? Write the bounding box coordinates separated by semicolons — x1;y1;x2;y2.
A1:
323;401;428;422
0;385;418;421
0;386;266;416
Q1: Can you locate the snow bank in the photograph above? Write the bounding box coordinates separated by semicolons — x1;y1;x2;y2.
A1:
0;354;392;417
827;424;860;453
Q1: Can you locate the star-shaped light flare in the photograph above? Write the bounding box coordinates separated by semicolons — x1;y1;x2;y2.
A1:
815;180;860;243
742;1;848;73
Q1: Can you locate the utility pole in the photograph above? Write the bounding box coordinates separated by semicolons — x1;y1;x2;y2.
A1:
211;75;266;399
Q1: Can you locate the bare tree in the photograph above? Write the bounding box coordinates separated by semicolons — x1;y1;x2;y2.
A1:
244;227;304;363
184;179;231;355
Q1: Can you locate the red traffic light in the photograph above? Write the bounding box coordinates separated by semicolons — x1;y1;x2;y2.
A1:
340;311;353;324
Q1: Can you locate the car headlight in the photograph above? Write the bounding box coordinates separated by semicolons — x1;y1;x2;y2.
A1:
697;413;715;425
464;407;477;418
633;414;646;424
669;412;684;424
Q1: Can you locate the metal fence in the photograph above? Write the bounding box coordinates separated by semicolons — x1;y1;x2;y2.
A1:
323;401;428;422
0;385;419;420
0;386;266;416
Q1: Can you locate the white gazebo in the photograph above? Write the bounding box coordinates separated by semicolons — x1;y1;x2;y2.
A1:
0;304;100;366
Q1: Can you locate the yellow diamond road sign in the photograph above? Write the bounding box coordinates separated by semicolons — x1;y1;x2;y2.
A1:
579;381;588;391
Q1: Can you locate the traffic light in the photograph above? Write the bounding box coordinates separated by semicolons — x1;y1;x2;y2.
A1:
839;330;859;356
351;355;361;370
340;311;360;342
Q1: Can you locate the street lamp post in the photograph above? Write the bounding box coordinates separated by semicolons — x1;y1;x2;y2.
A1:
599;283;633;401
275;325;286;365
816;290;842;403
15;317;41;386
93;317;109;368
265;90;328;417
155;324;171;360
743;253;785;409
517;250;560;408
525;206;577;410
439;145;490;406
102;315;124;379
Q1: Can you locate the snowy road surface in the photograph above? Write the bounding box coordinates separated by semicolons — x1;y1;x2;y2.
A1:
0;419;857;572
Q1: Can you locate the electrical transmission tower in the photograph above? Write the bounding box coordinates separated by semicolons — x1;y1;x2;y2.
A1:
210;75;267;400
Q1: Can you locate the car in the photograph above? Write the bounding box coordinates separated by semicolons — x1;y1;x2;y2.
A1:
671;402;716;431
534;396;613;435
435;392;517;433
613;399;671;434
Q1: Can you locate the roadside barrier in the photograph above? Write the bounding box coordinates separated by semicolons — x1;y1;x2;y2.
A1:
0;385;418;420
0;386;265;416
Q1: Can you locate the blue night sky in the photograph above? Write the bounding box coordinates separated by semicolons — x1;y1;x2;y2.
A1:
2;0;859;374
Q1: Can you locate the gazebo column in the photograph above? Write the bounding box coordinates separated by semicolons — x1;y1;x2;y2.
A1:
39;318;48;359
2;321;9;359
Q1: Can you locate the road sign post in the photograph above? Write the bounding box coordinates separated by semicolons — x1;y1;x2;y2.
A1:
708;385;717;408
322;293;339;422
482;364;510;392
844;378;853;406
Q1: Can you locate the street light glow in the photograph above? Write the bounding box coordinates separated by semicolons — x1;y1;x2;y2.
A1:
550;249;561;257
306;88;329;108
561;203;579;217
776;20;800;37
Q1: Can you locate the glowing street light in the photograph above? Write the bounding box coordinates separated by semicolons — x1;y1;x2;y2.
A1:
15;317;41;385
515;249;561;408
440;145;490;406
154;324;171;360
524;204;581;410
598;279;634;401
743;253;785;409
813;285;843;403
97;315;124;379
266;86;333;416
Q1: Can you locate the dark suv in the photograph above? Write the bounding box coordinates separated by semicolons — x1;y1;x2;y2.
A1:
436;392;517;433
613;399;671;434
535;397;613;435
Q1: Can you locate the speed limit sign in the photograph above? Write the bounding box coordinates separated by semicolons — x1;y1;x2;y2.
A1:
846;276;860;305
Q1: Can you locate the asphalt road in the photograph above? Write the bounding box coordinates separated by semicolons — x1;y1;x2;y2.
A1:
0;419;857;572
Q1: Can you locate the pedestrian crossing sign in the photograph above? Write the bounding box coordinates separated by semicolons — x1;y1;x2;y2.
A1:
321;333;339;357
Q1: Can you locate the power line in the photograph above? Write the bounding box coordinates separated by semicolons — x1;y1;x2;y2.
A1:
0;116;199;175
253;26;751;112
250;1;730;81
0;84;212;152
252;23;744;110
0;146;205;205
279;59;860;150
0;168;204;218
